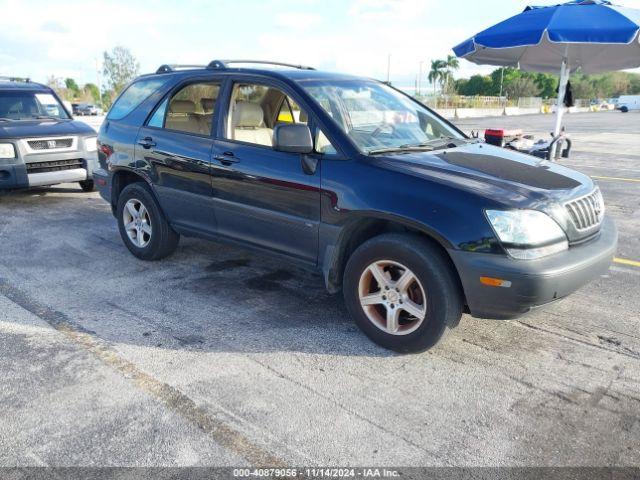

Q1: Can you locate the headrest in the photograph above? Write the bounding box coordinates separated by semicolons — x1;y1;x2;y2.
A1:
200;98;215;113
169;100;195;114
233;101;264;128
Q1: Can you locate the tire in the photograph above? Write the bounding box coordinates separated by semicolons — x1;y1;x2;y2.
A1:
343;233;462;353
116;182;179;260
620;106;629;113
79;180;95;192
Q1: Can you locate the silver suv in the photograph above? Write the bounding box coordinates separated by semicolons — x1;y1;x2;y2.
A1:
0;77;99;192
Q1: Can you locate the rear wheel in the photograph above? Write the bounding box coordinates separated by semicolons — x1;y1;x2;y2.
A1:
343;233;462;353
79;180;94;192
116;182;179;260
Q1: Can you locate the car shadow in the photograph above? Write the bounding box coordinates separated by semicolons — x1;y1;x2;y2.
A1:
0;189;397;358
0;185;92;200
94;238;397;358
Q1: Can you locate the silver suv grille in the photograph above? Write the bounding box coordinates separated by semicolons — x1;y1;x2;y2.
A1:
565;188;605;231
26;159;84;174
27;138;74;150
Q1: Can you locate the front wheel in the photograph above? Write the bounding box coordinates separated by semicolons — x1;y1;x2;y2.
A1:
343;233;463;353
116;182;179;260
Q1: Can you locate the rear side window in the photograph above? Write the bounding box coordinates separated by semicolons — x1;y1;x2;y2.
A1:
162;82;220;135
107;78;167;120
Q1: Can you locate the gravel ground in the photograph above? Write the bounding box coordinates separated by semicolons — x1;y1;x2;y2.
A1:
0;111;638;467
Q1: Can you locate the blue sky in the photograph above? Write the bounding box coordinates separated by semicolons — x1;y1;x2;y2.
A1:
1;0;639;89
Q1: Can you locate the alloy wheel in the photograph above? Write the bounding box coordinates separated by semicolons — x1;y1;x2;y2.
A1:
358;260;427;335
123;198;152;248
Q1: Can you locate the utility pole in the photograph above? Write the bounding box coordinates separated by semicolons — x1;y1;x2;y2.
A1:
418;60;423;96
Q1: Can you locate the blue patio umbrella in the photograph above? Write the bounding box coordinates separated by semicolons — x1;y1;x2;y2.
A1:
453;0;640;146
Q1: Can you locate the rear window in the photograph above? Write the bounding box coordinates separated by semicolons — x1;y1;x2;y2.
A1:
107;78;167;120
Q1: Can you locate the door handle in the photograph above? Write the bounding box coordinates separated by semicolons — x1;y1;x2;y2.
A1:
137;137;156;149
214;151;239;165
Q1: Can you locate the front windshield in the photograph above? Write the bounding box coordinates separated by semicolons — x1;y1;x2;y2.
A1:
301;79;463;154
0;90;70;121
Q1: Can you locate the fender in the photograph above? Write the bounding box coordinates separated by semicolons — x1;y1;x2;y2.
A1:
320;211;453;294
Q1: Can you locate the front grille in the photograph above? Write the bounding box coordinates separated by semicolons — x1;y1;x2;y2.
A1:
27;138;74;150
26;159;84;174
565;188;605;231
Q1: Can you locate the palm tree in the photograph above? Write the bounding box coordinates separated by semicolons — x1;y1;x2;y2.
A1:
428;60;446;95
446;54;460;71
442;55;460;95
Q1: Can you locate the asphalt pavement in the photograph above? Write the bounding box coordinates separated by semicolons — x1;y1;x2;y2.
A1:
0;111;638;467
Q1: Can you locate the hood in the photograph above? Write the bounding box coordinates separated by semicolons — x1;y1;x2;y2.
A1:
0;119;95;139
375;143;594;209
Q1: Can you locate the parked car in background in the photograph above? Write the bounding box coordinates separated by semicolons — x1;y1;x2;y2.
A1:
591;98;615;110
0;76;98;192
617;95;640;112
76;103;101;116
94;60;616;352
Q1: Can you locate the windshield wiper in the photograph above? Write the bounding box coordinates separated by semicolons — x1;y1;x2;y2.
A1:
31;115;65;120
368;144;437;155
367;135;478;155
0;117;14;122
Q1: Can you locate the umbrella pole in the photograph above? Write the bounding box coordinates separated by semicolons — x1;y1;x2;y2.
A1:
551;59;570;158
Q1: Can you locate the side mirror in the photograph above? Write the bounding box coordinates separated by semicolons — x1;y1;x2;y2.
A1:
273;124;313;154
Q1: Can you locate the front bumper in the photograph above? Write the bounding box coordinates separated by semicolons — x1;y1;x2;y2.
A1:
448;215;617;320
0;155;98;190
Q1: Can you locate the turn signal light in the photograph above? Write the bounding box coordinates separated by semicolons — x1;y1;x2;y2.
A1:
480;276;512;288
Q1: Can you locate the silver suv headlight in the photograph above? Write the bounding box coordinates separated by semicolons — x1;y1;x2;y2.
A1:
485;209;568;260
84;136;97;152
0;143;16;159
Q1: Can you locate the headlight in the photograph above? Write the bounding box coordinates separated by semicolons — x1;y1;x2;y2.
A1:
486;209;568;260
84;136;97;152
0;143;16;159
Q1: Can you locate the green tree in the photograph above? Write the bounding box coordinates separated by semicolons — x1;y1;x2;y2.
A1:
451;67;640;99
629;75;640;94
505;77;541;98
570;73;595;99
83;83;101;104
457;75;493;96
103;46;140;94
442;55;460;94
65;78;79;92
533;73;557;98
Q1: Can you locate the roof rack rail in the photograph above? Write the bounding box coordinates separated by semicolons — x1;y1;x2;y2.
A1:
0;75;31;83
155;64;207;74
206;60;315;71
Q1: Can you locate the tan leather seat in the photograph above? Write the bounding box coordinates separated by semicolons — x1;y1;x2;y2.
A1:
198;98;215;133
166;100;203;134
232;101;273;147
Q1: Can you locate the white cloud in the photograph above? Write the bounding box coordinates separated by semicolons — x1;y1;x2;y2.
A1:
2;0;637;89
